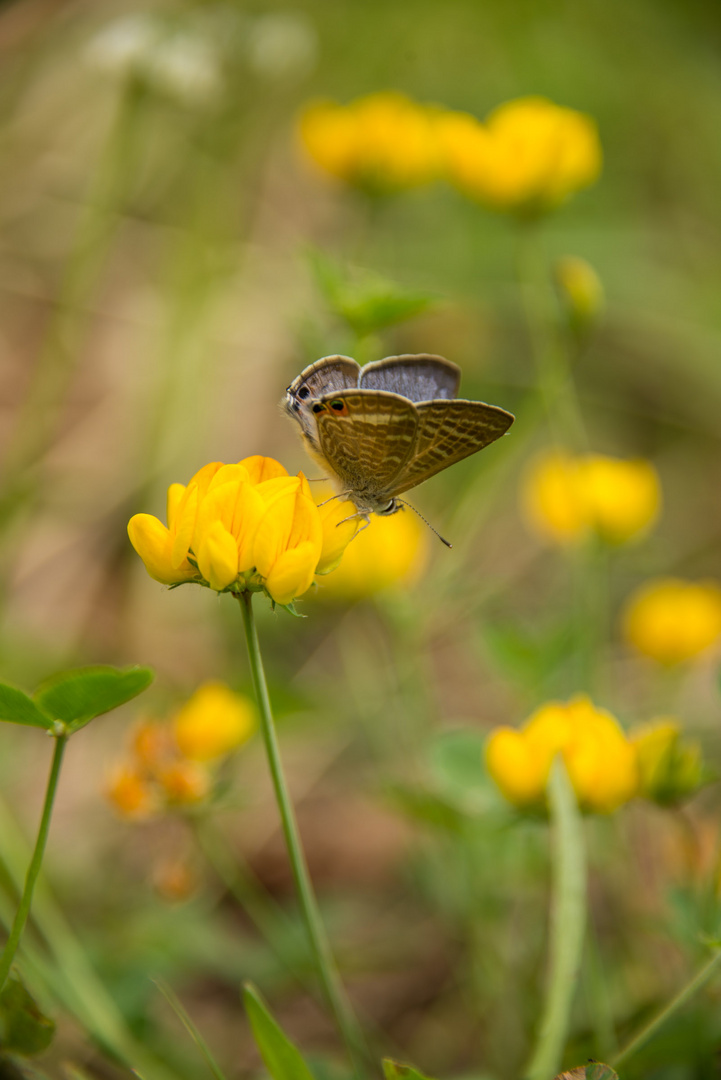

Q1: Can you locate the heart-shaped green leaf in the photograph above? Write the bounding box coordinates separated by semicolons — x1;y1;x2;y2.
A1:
33;666;154;733
243;984;315;1080
0;975;55;1055
0;684;53;730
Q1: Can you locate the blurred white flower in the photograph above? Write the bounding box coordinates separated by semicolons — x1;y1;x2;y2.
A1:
151;34;221;105
85;14;158;77
246;13;318;81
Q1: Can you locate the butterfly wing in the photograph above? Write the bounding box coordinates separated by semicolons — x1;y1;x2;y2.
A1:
359;353;461;402
313;390;419;498
387;398;515;496
284;355;361;441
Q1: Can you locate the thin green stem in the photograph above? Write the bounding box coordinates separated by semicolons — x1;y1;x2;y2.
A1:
237;592;369;1077
0;734;67;992
612;947;721;1069
525;759;587;1080
154;977;228;1080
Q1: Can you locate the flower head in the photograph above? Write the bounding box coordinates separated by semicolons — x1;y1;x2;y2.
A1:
128;456;356;607
631;720;704;806
521;451;661;546
622;579;721;664
173;681;256;762
314;506;428;600
485;695;638;814
439;96;601;215
298;91;442;194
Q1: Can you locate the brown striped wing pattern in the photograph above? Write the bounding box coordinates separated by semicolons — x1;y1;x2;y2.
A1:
386;398;514;496
314;390;419;494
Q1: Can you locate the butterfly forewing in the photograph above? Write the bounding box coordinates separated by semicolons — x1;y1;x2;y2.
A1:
287;356;360;401
359;354;461;402
387;398;514;496
315;390;419;494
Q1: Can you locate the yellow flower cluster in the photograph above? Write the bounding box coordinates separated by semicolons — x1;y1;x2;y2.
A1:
623;578;721;664
439;97;601;214
106;682;256;819
485;695;638;814
127;456;357;606
299;91;442;194
298;92;600;214
314;497;428;600
522;451;661;546
631;720;703;806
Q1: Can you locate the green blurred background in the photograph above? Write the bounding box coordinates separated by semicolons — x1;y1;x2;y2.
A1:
1;2;721;1079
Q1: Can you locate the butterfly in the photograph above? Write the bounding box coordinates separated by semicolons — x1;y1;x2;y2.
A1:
284;352;514;533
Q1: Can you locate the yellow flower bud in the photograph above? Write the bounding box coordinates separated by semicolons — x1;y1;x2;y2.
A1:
440;96;601;215
253;482;322;605
485;695;638;814
298;91;442;193
521;451;661;546
173;682;256;762
106;764;157;819
316;510;428;600
554;256;605;330
631;719;704;806
623;579;721;664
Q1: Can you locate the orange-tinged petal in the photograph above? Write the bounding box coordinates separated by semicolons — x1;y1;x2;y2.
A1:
128;514;196;585
265;542;319;605
240;456;289;484
195;520;238;591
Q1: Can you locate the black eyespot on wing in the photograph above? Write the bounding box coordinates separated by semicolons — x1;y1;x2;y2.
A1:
298;386;310;399
330;400;345;411
312;403;325;414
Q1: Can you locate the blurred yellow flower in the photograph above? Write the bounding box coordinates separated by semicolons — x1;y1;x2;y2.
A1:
439;96;601;215
298;91;441;194
173;681;256;762
554;255;605;331
158;760;211;805
622;579;721;664
631;719;703;806
522;451;661;545
128;456;356;606
316;508;428;600
486;694;638;814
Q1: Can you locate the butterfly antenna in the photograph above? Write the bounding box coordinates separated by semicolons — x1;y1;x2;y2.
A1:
396;499;452;548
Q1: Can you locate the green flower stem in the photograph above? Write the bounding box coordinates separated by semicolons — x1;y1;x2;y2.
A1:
525;759;587;1080
612;947;721;1069
238;592;369;1077
515;223;586;452
0;733;67;992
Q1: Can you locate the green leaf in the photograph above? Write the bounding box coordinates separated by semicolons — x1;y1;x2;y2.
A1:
386;784;467;832
383;1060;436;1080
33;666;154;733
0;976;55;1055
242;983;315;1080
0;686;53;730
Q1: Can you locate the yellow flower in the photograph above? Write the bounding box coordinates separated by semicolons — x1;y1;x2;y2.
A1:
554;255;605;331
622;579;721;664
316;508;428;600
173;682;256;762
157;760;211;805
631;719;703;806
439;96;601;215
128;456;355;606
521;451;661;546
298;91;441;194
485;695;638;814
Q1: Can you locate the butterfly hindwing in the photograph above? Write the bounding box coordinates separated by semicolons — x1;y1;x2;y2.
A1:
314;390;419;493
387;398;514;496
359;354;461;402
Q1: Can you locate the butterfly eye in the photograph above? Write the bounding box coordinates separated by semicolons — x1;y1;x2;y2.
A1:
298;387;310;400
